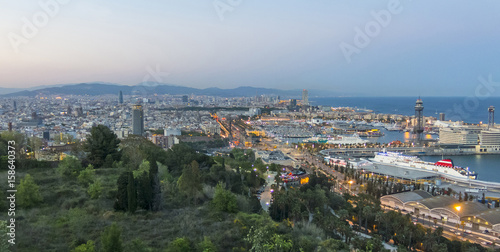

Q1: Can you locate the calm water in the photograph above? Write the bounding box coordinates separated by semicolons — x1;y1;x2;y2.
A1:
362;129;435;144
312;97;500;125
310;96;500;182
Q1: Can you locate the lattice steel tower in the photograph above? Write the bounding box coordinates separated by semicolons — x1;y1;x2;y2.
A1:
414;98;424;141
488;106;495;129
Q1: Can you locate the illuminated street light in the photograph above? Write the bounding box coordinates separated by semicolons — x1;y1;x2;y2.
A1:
455;205;461;231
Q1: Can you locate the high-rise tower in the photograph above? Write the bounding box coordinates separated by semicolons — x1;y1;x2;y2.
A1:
414;98;424;141
302;89;309;106
488;106;495;129
119;91;123;104
132;104;144;136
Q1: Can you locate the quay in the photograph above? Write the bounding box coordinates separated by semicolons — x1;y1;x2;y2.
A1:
320;146;500;158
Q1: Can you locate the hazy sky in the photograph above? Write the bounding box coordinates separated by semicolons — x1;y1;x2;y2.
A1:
2;0;500;96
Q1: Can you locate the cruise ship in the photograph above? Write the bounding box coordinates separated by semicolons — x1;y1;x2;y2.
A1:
303;134;368;145
327;134;368;145
370;151;478;180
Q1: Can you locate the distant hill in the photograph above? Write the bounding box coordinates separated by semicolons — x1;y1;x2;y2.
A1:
0;87;25;95
2;82;337;98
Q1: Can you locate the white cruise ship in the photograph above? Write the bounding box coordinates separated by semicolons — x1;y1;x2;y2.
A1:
370;151;478;180
327;134;368;145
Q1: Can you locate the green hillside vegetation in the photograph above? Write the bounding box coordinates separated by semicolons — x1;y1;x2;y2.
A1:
0;126;495;251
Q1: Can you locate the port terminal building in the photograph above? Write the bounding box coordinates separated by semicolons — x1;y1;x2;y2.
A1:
381;191;500;235
438;126;500;154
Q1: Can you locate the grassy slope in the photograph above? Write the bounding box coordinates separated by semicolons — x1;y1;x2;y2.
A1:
0;167;243;252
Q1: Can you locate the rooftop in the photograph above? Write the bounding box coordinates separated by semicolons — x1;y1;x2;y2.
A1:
381;190;433;205
362;163;438;180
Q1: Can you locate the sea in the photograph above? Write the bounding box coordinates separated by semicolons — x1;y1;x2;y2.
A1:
312;96;500;125
309;96;500;183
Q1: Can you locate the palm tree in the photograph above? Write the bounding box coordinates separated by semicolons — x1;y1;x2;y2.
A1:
363;206;372;233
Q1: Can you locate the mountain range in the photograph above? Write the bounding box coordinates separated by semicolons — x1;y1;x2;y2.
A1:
1;82;337;98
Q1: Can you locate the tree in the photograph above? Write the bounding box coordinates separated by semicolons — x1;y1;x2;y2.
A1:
0;131;26;159
196;237;217;252
103;154;114;168
0;221;11;251
177;161;202;205
78;164;95;186
212;182;238;213
166;237;192;252
72;240;96;252
84;125;121;167
137;171;152;210
101;223;123;252
87;180;102;199
149;158;161;211
127;172;137;213
114;172;129;211
57;156;83;177
17;174;43;208
127;238;152;252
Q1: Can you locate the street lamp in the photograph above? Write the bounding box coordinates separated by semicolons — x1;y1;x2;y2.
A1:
455;206;461;231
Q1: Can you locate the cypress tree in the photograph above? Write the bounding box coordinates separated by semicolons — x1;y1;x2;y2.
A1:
127;172;137;213
114;172;129;211
149;158;161;211
137;171;152;210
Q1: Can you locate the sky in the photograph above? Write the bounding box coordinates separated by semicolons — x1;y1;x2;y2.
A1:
1;0;500;96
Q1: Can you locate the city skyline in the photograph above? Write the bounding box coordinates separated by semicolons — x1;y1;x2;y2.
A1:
2;1;500;96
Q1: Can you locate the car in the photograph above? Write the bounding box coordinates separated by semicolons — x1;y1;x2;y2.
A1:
483;230;490;234
482;241;493;246
432;225;438;228
464;230;472;234
455;232;461;236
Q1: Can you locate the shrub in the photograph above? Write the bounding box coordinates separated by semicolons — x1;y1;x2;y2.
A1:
88;180;102;199
101;223;123;252
57;156;83;177
78;164;95;186
17;174;43;208
166;237;192;252
72;240;95;252
212;182;237;213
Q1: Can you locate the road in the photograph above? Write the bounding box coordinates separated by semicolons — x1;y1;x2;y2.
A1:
382;205;499;248
262;138;498;248
260;171;276;211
